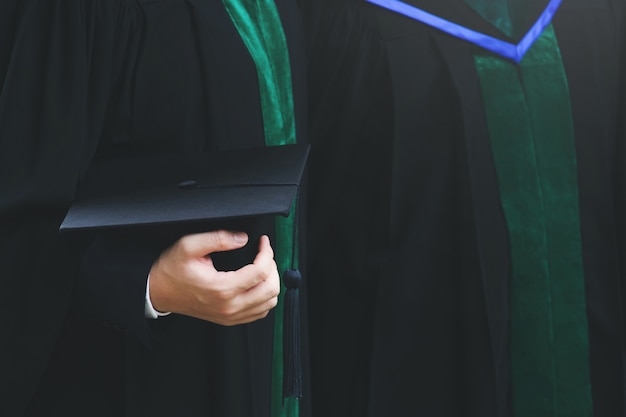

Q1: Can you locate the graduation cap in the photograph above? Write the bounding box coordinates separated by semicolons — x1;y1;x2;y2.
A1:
60;143;309;399
60;143;309;236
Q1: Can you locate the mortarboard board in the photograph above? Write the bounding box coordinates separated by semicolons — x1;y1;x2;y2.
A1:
60;143;309;237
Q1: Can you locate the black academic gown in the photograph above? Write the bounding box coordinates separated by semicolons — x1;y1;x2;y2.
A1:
0;1;309;417
302;1;626;416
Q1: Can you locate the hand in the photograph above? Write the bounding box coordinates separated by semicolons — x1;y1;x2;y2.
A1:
148;230;280;326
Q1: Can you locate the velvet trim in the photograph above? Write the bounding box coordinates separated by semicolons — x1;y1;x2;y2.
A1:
474;25;592;416
221;1;299;415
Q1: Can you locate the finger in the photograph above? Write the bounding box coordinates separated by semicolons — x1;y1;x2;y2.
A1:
205;309;274;327
255;235;274;260
248;235;275;275
177;230;248;258
209;295;279;326
193;286;278;325
209;265;278;314
224;256;278;295
225;235;277;292
232;271;280;314
234;297;279;324
242;267;280;300
191;269;279;325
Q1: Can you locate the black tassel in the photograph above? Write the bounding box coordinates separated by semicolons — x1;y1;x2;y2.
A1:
282;268;302;399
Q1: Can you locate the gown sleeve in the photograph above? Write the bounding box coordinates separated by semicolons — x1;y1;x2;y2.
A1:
0;2;143;415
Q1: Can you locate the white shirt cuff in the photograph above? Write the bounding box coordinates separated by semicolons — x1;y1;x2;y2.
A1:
144;274;172;319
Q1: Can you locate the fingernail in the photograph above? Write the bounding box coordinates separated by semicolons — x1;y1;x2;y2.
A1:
233;232;248;243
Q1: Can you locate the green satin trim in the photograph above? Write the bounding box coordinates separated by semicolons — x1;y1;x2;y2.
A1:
222;1;298;416
473;25;592;416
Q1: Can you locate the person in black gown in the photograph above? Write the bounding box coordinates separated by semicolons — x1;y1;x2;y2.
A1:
301;0;626;416
0;1;309;416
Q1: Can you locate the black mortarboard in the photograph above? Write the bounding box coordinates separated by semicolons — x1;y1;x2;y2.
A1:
60;143;309;236
60;143;309;400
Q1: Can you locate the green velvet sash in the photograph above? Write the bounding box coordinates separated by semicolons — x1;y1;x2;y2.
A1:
468;3;593;415
222;1;299;416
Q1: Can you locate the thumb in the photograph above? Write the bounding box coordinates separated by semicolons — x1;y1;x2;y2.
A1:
176;230;249;258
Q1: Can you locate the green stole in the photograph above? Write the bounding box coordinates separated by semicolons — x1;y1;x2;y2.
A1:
221;1;299;416
467;1;593;415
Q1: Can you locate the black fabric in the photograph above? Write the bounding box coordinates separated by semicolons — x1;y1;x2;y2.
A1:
301;0;626;416
301;3;394;416
0;1;309;416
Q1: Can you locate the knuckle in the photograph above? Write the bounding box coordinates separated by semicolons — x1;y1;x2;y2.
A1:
270;285;280;299
176;237;193;255
247;265;265;284
258;265;272;282
219;303;238;318
214;230;226;249
206;278;235;301
213;289;230;302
